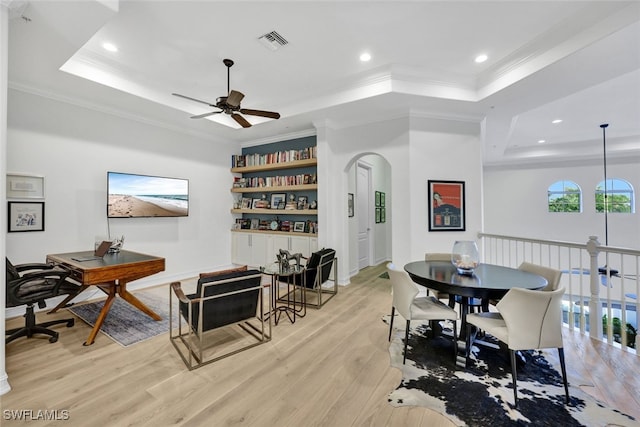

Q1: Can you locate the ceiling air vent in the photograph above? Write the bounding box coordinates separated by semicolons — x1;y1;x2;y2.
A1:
258;31;289;51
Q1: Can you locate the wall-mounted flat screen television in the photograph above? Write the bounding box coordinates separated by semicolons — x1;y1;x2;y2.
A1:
107;172;189;218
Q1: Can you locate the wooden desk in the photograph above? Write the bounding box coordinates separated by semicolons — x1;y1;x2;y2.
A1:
47;250;165;345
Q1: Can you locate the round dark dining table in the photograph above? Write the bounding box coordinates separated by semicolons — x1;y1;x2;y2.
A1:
404;261;548;339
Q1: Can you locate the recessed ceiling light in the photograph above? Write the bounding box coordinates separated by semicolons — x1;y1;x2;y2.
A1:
102;42;118;52
538;139;546;144
359;52;371;62
474;54;488;63
552;119;563;124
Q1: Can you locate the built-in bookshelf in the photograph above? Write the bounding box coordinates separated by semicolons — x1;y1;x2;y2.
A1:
230;137;318;237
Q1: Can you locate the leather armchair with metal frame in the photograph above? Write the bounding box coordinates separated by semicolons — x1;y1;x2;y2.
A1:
292;248;337;309
169;268;269;370
6;257;79;344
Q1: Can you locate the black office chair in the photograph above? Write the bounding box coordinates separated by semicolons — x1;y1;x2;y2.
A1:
6;257;80;344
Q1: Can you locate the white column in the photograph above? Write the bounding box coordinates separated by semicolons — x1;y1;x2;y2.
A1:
0;0;13;396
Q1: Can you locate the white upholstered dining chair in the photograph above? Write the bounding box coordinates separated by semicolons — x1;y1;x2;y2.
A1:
465;286;569;407
518;262;563;291
387;263;459;364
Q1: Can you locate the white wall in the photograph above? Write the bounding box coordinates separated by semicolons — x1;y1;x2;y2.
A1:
6;89;237;294
483;159;640;248
318;115;482;284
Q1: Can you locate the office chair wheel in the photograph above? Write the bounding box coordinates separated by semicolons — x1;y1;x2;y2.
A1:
66;319;75;327
48;334;59;343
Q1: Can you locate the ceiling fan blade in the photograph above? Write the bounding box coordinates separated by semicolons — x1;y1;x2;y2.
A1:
172;93;215;106
190;111;222;119
232;113;252;128
226;90;245;108
239;109;281;119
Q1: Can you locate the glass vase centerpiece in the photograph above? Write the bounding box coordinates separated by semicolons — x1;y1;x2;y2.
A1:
451;240;479;275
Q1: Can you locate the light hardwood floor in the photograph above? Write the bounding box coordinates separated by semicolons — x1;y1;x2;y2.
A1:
2;263;638;426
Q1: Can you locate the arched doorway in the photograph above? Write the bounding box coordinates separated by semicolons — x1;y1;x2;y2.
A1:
345;153;392;278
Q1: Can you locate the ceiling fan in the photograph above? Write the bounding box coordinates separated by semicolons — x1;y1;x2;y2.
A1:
172;58;280;128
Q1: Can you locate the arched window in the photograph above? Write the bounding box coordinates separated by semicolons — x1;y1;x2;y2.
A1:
548;180;582;212
595;179;634;213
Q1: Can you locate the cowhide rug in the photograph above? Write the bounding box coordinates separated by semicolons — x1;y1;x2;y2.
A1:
386;317;638;426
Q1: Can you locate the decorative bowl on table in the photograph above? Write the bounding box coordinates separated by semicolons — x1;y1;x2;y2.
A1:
451;240;479;275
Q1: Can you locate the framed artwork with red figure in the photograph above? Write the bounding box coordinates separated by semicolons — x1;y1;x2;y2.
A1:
428;180;465;231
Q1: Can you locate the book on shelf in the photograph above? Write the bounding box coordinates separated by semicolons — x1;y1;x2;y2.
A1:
231;146;317;168
233;174;317;189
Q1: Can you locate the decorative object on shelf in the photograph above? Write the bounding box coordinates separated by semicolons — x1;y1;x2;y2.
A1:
241;197;252;209
270;220;279;231
6;174;45;199
348;193;354;217
310;200;317;209
297;196;308;210
285;193;297;210
428;180;465;232
293;221;306;232
451;240;479;275
8;201;45;232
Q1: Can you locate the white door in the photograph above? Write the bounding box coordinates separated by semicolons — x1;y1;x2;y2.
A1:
357;163;372;269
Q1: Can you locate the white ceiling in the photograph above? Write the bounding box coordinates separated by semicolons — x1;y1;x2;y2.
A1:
6;0;640;166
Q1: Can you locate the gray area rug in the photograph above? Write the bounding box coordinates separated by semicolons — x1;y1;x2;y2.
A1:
69;292;173;347
386;317;637;426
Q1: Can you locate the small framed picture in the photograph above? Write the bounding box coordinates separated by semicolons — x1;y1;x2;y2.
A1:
250;218;259;229
6;174;45;199
381;207;386;223
270;193;286;210
251;198;261;209
375;207;381;223
241;197;252;209
348;193;354;217
8;201;45;232
293;221;306;233
380;192;385;207
375;191;381;207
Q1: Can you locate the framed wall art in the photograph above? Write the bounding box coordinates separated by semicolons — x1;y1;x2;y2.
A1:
8;201;45;232
348;193;354;217
428;180;465;231
6;174;45;199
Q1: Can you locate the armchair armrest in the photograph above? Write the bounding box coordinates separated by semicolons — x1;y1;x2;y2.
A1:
170;282;192;304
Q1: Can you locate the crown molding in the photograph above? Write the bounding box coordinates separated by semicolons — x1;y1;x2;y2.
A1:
8;81;230;144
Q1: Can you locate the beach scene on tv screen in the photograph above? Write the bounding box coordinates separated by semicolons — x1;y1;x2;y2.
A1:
108;172;188;217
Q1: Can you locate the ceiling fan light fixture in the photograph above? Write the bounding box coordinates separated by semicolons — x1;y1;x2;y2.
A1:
258;30;289;51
